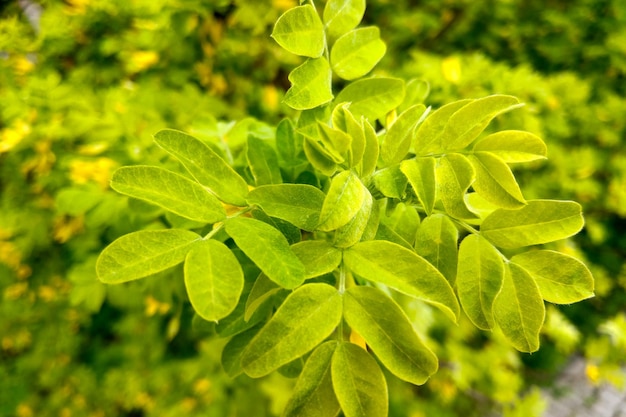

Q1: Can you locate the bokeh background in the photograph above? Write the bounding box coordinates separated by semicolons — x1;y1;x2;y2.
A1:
1;0;625;416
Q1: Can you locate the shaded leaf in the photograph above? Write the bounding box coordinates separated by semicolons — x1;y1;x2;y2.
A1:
247;136;283;185
245;273;281;321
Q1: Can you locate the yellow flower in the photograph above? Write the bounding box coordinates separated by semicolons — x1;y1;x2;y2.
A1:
69;157;117;189
585;363;600;385
52;215;85;243
65;0;90;15
273;0;298;11
0;120;30;153
13;55;35;77
126;51;159;73
442;56;462;84
21;140;56;176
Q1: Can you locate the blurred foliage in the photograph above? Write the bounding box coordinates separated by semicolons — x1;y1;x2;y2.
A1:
1;0;624;416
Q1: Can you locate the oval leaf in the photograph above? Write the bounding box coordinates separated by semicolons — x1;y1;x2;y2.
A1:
323;0;366;40
153;129;249;206
472;130;547;163
331;27;386;81
284;57;334;110
335;78;405;122
184;239;244;322
493;262;545;353
413;99;472;155
469;152;526;209
291;240;342;279
344;240;460;321
436;153;477;219
241;283;342;378
334;186;373;248
247;136;283;185
344;286;438;385
225;217;305;289
97;229;201;284
456;234;505;330
318;170;366;231
331;342;388;417
481;200;584;249
247;184;326;231
284;341;341;417
400;157;436;215
512;250;594;304
414;214;458;284
381;104;427;165
111;166;226;223
271;5;325;57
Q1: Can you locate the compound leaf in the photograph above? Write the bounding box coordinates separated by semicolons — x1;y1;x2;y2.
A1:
413;99;472;155
344;286;438;385
97;229;201;284
226;217;305;289
111;166;226;223
241;283;342;377
381;104;427;165
400;157;436;215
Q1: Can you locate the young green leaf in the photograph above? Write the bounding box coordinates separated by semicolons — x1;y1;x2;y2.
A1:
456;234;505;330
284;58;334;110
414;214;458;284
331;342;388;417
440;95;523;151
323;0;366;40
400;157;436;215
473;130;547;163
344;240;460;321
481;200;584;249
184;239;244;322
111;166;226;223
493;263;545;353
221;325;263;378
291;240;342;279
511;250;594;304
334;184;373;248
318;122;352;160
276;119;305;167
381;104;426;165
359;119;380;177
225;217;305;289
97;229;201;284
340;106;367;168
436;153;477;219
303;138;338;176
413;99;472;155
468;152;526;209
343;286;438;385
335;78;405;122
380;202;420;246
330;27;386;80
245;273;281;321
318;170;366;231
241;283;342;378
247;184;326;231
372;164;408;199
153;129;249;206
247;136;283;185
283;341;341;417
271;5;325;57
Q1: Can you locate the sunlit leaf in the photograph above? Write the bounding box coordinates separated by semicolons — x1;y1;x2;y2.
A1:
381;104;427;165
401;157;436;215
284;58;334;110
335;78;405;121
331;27;386;80
323;0;366;40
318;170;366;231
272;5;325;57
413;99;472;155
247;136;283;185
436;153;477;219
468;152;526;209
473;130;547;163
414;214;458;283
291;240;342;279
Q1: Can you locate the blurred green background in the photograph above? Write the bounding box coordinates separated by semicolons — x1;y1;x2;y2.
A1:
1;0;625;416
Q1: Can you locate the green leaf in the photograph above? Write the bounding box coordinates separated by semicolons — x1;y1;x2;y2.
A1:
379;202;420;246
241;283;342;378
481;200;584;249
468;152;526;209
414;214;458;284
400;157;436;215
511;250;594;304
323;0;366;40
221;325;263;378
245;273;281;321
284;341;341;417
225;217;305;289
318;122;352;161
318;170;366;231
271;5;325;57
284;58;334;110
372;164;408;199
359;119;380;177
493;263;545;353
111;166;226;223
335;78;405;122
344;240;460;321
344;286;438;385
97;229;201;284
153;129;249;206
440;95;523;151
303;137;338;176
456;234;505;330
291;240;342;279
330;27;386;81
413;99;472;155
401;78;430;109
436;154;477;219
472;130;547;163
331;342;388;417
247;184;326;231
276;119;305;166
381;104;426;165
334;185;373;248
184;239;244;322
247;136;283;185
